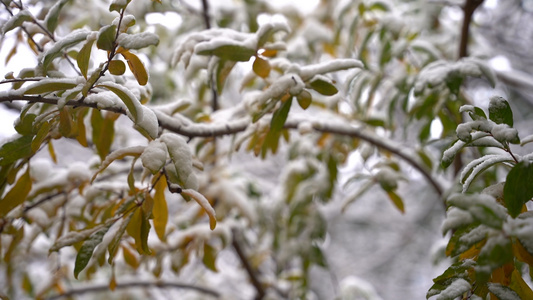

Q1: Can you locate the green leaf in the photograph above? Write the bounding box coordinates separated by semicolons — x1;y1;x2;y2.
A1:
77;38;95;79
309;78;338;96
109;0;131;12
2;11;32;34
31;121;51;152
0;135;33;166
489;96;513;127
81;63;103;97
44;0;69;33
24;80;77;95
270;98;292;133
98;82;142;123
310;245;328;267
469;106;487;120
202;243;218;272
197;44;256;62
0;167;32;217
74;225;111;279
215;60;236;94
43;29;90;71
504;161;533;218
15;113;36;135
96;25;117;51
296;90;312;110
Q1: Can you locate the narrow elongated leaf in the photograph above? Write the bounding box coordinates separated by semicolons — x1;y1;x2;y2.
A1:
510;269;533;299
43;29;90;71
181;189;216;230
270;97;292;133
77;38;95;79
75;108;89;147
50;225;105;252
23;80;77;95
0;167;32;217
126;207;151;254
59;108;74;137
91;110;118;160
197;44;256;62
120;49;148;86
74;225;111;279
15;113;36;135
96;25;117;51
216;60;236;94
44;0;69;33
98;82;143;122
91;146;145;182
504;161;533;218
108;212;134;264
489;96;514;127
152;176;168;241
202;243;218;272
386;190;405;213
31;121;51;152
3;11;32;34
0;135;33;166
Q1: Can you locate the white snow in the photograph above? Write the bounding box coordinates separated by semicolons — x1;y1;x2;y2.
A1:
181;188;217;230
140;139;167;174
491;123;518;143
441;207;474;234
136;106;159;139
117;32;159;50
435;278;471;300
67;161;91;183
160;133;198;190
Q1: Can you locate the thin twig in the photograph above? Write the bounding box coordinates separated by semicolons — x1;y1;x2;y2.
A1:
459;0;484;58
232;231;266;300
44;280;220;300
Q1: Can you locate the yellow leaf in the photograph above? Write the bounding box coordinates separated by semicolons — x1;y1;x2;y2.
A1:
48;140;57;164
108;59;126;75
126;207;143;253
31;121;51;153
75;108;88;147
0;167;32;217
59;108;74;137
386;190;404;213
513;239;533;266
120;49;148;86
252;56;271;78
122;245;139;269
109;271;117;291
153;176;168;241
510;269;533;299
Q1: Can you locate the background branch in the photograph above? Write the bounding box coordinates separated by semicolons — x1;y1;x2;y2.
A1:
44;280;220;300
232;231;266;300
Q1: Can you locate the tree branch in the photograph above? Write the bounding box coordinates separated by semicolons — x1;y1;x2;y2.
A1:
0;92;442;196
44;280;220;300
459;0;484;58
232;231;266;300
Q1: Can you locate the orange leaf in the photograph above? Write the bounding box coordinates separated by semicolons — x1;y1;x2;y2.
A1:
121;50;148;86
152;176;168;241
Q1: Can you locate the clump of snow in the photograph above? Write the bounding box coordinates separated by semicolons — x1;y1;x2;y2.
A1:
30;159;53;182
491;123;518;143
136;106;159;139
339;276;383;300
160;133;198;190
459;105;475;113
140;139;167;173
441;207;474;234
117;32;159;49
435;278;471;300
67;161;91;183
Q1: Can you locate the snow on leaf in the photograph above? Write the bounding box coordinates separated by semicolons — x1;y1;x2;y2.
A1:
98;82;144;123
460;154;514;192
491;123;519;144
441;208;474;234
140;140;167;174
22;78;78;95
520;134;533;146
50;224;105;252
134;106;158;139
489;96;514;127
181;189;217;230
96;25;117;51
299;59;364;81
160;133;198;190
43;29;90;71
487;283;521;300
91;146;145;182
435;278;471;300
44;0;69;33
256;21;290;48
117;32;159;50
2;10;32;34
74;224;111;279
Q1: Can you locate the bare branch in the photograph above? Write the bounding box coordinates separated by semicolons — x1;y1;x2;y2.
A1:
44;280;220;300
459;0;484;58
232;230;266;300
